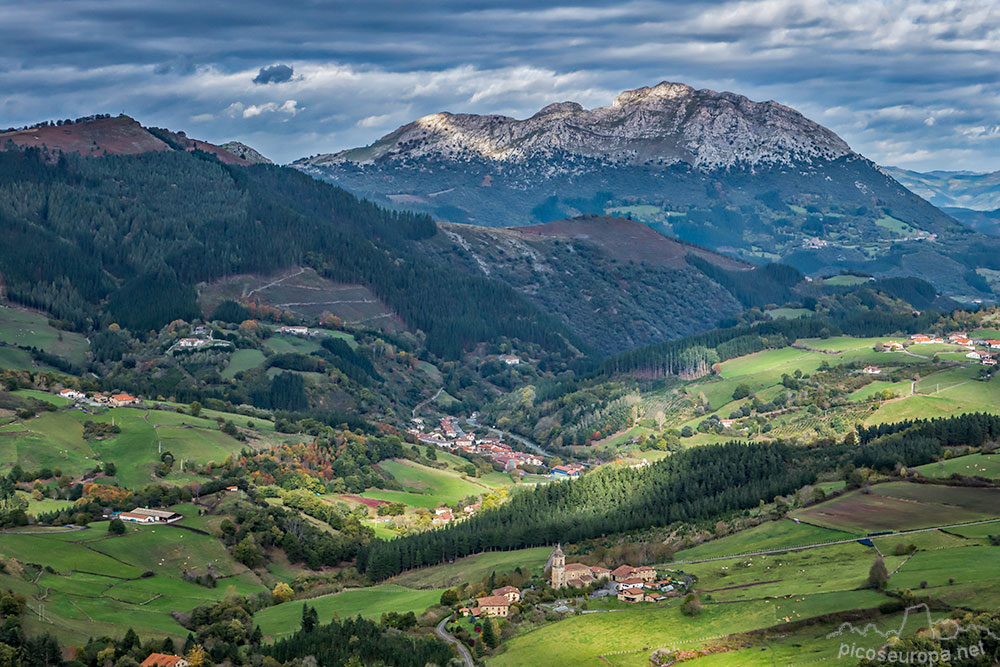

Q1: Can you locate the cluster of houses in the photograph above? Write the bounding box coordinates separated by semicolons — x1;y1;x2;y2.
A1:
880;333;1000;366
171;325;233;352
549;464;585;479
277;325;314;336
58;388;140;407
431;503;480;525
549;545;681;604
114;507;183;524
411;417;544;471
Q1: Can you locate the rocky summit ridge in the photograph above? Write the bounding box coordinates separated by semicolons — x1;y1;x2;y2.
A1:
303;81;852;173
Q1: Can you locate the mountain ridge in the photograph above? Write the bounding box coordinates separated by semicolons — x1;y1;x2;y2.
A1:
302;81;852;174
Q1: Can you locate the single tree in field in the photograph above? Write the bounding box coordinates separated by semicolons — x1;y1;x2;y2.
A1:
868;557;889;589
680;593;702;616
272;582;294;604
108;517;125;535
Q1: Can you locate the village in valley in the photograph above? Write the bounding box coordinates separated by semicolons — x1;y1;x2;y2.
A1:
456;544;690;622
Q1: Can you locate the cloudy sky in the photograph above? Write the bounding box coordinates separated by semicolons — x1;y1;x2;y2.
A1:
2;0;999;170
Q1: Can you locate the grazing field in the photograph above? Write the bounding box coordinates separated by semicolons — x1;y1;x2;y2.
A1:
766;307;812;320
865;394;968;424
847;380;910;401
674;520;855;562
263;335;321;355
668;611;918;667
823;275;871;286
222;349;266;378
360;459;499;509
253;584;443;639
0;306;89;364
914;453;1000;479
0;405;253;486
792;483;1000;533
390;546;552;589
0;518;265;643
488;589;886;667
682;541;893;603
0;346;41;371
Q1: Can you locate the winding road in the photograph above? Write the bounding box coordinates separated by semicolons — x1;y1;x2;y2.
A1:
466;415;551;457
435;617;474;667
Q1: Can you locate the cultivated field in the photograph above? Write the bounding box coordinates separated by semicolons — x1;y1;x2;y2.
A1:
792;482;1000;533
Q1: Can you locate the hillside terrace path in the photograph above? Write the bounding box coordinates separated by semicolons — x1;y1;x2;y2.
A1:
412;387;444;419
435;617;474;667
663;517;1000;566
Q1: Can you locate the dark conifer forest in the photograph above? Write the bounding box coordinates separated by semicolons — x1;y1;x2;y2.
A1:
0;147;574;358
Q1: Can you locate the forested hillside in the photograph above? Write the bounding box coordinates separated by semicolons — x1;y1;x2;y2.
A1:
0;145;574;358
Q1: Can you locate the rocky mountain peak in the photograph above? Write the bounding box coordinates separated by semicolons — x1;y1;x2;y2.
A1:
611;81;695;107
532;101;585;117
301;81;855;174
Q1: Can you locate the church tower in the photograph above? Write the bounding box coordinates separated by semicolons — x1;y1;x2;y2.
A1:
550;543;566;588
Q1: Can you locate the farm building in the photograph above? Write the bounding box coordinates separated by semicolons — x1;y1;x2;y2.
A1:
140;655;189;667
473;595;511;617
128;508;183;523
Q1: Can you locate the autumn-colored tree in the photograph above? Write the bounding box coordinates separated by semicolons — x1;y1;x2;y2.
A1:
272;582;294;604
185;644;209;667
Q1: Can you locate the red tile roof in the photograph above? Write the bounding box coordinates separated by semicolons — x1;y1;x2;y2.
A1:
141;655;186;667
611;565;636;577
476;595;511;608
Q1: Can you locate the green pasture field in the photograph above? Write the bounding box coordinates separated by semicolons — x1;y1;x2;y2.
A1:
360;459;499;509
941;521;1000;539
221;349;266;378
0;405;254;486
0;306;89;364
875;215;915;235
254;584;443;639
674;520;855;562
718;348;827;380
0;347;41;371
847;380;909;401
12;389;74;406
890;545;1000;609
914;453;1000;479
914;365;978;394
0;411;98;478
390;546;552;590
488;589;886;667
795;336;884;352
682;541;893;603
865;394;971;425
765;308;812;320
672;611;918;667
0;520;267;643
15;492;76;516
823;275;871;286
792;483;1000;534
971;328;1000;339
263;335;320;355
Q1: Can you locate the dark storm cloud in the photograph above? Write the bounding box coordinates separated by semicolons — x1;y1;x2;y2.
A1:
0;0;998;169
253;64;293;85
